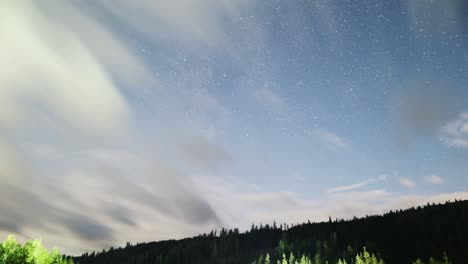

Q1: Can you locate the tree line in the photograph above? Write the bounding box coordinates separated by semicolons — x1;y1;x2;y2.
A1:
74;199;468;264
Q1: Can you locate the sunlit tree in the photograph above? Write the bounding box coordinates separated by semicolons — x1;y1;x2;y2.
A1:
0;235;73;264
265;253;270;264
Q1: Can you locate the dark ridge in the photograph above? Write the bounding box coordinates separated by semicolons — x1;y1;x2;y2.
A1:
74;199;468;264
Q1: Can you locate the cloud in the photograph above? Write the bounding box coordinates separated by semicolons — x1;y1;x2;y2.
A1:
106;206;137;227
96;0;252;47
328;189;390;202
60;214;114;242
425;175;444;184
0;140;21;182
439;112;468;149
327;175;387;193
180;137;231;170
0;0;230;254
0;153;223;253
399;178;416;189
0;1;131;139
193;175;468;230
0;178;114;247
241;192;300;209
315;129;349;149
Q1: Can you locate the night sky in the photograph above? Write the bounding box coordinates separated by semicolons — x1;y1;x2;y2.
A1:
1;0;468;254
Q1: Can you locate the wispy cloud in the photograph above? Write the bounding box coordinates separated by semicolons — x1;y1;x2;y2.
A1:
194;175;468;231
180;137;231;171
0;1;131;138
327;175;387;193
399;178;416;189
315;129;349;149
96;0;252;47
0;0;242;253
439;112;468;149
425;175;444;184
328;189;390;202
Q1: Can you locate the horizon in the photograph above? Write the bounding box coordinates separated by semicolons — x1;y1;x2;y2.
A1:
73;198;467;255
1;0;467;255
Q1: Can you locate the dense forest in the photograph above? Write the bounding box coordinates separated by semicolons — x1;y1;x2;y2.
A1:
73;200;468;264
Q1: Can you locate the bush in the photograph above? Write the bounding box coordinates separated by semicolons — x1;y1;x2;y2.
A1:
0;235;73;264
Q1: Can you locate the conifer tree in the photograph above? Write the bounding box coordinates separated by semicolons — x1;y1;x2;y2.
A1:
289;252;296;264
265;253;271;264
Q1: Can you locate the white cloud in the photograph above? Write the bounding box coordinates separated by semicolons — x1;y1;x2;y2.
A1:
399;178;416;189
425;175;444;184
0;0;238;254
193;175;468;231
329;189;389;202
315;129;349;149
439;112;468;149
0;1;131;138
96;0;252;47
327;175;387;193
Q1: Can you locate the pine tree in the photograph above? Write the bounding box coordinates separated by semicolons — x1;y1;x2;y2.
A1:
289;252;296;264
265;253;271;264
258;254;264;264
442;252;451;264
314;253;321;264
337;259;347;264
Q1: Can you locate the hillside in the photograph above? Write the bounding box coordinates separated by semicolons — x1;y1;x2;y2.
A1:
74;200;468;264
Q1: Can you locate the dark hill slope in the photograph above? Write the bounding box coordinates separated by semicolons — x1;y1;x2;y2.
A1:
74;200;468;264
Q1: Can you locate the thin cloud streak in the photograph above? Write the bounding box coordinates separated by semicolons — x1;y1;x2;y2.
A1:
315;129;349;149
193;175;468;231
425;175;444;184
399;178;416;189
327;175;387;193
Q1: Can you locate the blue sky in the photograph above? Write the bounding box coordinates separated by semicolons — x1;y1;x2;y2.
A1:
1;0;467;254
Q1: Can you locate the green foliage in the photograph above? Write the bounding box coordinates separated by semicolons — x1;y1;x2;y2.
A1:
258;254;264;264
413;253;452;264
354;247;383;264
288;252;295;264
252;245;453;264
0;235;73;264
282;253;287;264
300;255;311;264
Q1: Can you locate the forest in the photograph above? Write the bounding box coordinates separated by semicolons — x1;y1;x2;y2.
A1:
72;200;468;264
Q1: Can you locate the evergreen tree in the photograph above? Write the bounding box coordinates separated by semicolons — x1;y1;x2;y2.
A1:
289;252;296;264
265;253;270;264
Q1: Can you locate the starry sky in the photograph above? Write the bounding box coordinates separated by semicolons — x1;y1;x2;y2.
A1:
1;0;468;254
